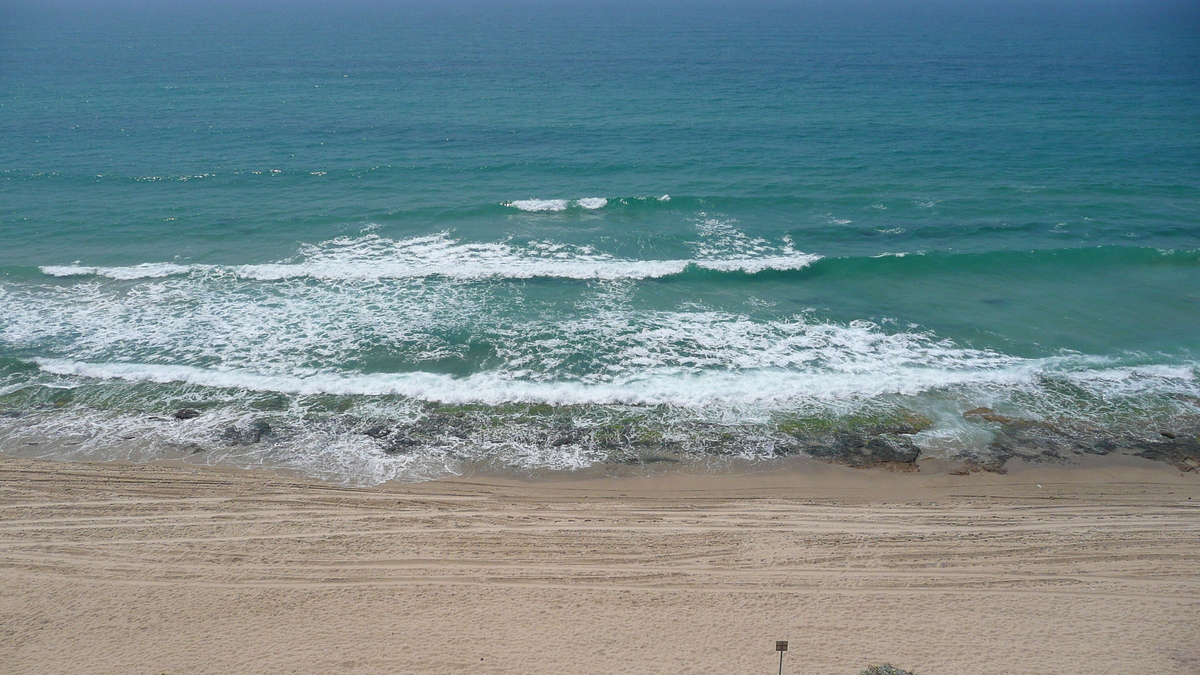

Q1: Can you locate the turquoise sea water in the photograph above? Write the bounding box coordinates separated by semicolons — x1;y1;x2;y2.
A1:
2;1;1199;482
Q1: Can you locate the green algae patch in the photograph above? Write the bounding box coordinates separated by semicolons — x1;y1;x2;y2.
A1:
775;409;933;438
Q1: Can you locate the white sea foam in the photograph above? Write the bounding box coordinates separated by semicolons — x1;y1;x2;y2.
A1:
1061;363;1198;397
41;263;195;279
689;217;812;269
6;293;1198;485
505;197;610;211
13;233;1194;413
695;255;817;273
33;357;1038;407
9;264;1042;408
0;400;462;485
5;353;1197;487
36;232;820;282
28;353;1199;411
13;222;1199;467
505;198;570;211
9;297;1059;409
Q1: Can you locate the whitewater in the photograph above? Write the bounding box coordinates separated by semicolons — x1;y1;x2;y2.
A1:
2;1;1198;482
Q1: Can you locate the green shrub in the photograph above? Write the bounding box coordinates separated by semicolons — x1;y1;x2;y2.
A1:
860;665;917;675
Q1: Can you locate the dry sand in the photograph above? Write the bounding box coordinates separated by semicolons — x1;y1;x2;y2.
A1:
1;455;1198;675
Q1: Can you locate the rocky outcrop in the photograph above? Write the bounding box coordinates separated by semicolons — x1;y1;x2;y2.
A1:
1132;435;1200;472
962;406;1012;424
806;433;922;470
776;410;929;470
373;413;471;455
221;420;272;445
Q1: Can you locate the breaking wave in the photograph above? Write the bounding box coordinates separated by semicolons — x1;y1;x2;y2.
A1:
27;355;1200;408
7;220;1200;483
39;231;818;281
503;197;611;211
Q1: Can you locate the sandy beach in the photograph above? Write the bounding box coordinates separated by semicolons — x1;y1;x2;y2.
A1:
1;455;1198;675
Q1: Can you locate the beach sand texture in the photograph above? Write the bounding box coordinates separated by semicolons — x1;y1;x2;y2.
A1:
1;456;1198;675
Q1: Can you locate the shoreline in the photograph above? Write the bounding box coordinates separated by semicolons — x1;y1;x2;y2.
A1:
3;388;1198;486
2;454;1198;674
15;447;1199;495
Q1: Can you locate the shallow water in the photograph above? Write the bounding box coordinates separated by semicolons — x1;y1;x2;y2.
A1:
2;1;1198;482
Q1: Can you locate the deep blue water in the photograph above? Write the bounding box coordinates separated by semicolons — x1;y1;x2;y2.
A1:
2;1;1199;482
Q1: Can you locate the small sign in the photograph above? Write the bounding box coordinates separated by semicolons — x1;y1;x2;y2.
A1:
776;641;788;652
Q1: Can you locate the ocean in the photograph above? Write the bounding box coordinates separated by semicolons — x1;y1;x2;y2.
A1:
2;0;1198;483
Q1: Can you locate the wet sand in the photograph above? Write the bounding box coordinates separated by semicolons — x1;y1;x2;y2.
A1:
1;455;1198;675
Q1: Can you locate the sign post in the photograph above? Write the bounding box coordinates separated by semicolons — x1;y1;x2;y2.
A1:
776;640;788;675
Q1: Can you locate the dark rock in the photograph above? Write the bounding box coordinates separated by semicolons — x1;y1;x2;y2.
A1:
221;420;273;445
413;413;471;439
547;415;585;447
808;433;921;469
772;443;804;457
948;460;1009;475
1088;437;1121;455
962;407;1013;424
1169;393;1200;409
248;420;271;442
985;417;1200;471
0;410;22;419
778;413;930;469
876;412;934;435
382;435;421;455
1133;437;1200;472
987;419;1076;461
174;408;201;420
362;425;391;439
374;413;475;453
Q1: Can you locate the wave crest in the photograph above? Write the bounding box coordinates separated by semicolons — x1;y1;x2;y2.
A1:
504;197;609;211
39;232;820;282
